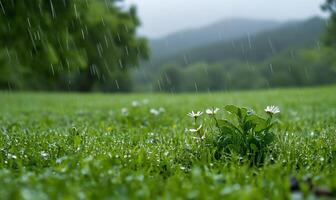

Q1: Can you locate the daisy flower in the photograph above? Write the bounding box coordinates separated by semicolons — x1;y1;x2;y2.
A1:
187;111;203;118
150;108;160;116
132;101;140;107
206;108;220;116
121;108;129;116
264;105;280;115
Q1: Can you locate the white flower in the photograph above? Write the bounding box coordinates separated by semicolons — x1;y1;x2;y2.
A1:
9;154;17;159
142;99;149;104
149;107;165;116
264;105;280;115
150;108;160;116
132;101;140;107
40;151;48;158
206;108;220;115
188;124;203;133
158;107;165;113
121;108;129;116
148;132;155;137
187;111;203;118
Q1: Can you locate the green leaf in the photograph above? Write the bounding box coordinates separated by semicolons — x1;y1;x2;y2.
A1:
224;105;240;115
250;143;258;153
217;119;243;135
224;105;249;122
262;132;275;145
246;114;268;132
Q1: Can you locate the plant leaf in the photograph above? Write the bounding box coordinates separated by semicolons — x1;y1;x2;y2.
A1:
217;119;243;135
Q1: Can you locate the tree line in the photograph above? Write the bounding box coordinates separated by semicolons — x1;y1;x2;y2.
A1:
154;48;336;92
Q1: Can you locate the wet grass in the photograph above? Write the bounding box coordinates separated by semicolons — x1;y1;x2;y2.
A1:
0;85;336;199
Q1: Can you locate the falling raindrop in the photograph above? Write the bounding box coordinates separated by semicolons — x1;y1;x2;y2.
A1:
125;46;129;56
117;32;121;42
0;0;5;14
81;29;85;39
119;59;123;69
50;64;55;76
269;64;274;74
316;41;321;50
115;80;120;89
28;29;37;52
247;32;252;49
27;17;31;28
203;65;208;75
49;0;56;18
74;3;79;18
104;35;109;47
97;43;103;57
157;80;162;91
268;37;276;55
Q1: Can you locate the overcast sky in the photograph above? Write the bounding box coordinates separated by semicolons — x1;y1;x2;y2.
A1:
124;0;326;39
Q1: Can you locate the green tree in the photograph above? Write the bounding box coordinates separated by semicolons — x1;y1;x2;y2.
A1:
322;0;336;47
72;1;148;92
0;0;148;91
0;0;87;89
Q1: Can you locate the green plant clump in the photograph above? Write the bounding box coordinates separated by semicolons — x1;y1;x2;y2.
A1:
214;105;279;165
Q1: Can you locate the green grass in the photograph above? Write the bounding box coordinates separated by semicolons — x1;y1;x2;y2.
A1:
1;85;336;199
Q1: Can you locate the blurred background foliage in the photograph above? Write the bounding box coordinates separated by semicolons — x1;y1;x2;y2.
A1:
134;16;336;92
0;0;149;92
0;0;336;92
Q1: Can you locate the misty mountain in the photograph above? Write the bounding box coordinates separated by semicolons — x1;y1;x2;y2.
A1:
153;17;325;67
149;18;282;59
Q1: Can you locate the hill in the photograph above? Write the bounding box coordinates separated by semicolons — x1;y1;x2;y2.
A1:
154;17;325;67
149;18;282;59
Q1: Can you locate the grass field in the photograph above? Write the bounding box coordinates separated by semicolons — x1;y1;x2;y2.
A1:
1;85;336;199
